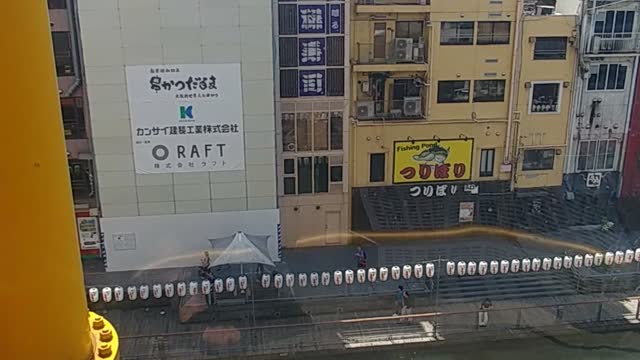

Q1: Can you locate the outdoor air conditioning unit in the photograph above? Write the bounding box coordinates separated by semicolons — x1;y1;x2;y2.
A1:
394;38;414;62
403;97;422;116
536;5;554;16
357;101;375;118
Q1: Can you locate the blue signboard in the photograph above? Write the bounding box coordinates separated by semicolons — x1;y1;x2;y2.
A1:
299;69;326;96
298;5;325;34
298;38;325;66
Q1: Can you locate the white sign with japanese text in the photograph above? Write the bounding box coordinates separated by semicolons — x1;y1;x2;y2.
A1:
125;64;244;174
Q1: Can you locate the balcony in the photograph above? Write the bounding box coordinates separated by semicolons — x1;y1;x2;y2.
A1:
588;33;640;54
355;98;425;121
353;38;428;72
355;0;430;14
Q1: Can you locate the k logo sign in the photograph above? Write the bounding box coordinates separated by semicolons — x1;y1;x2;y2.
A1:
179;105;194;121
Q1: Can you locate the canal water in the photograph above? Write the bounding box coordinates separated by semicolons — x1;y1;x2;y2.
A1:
306;331;640;360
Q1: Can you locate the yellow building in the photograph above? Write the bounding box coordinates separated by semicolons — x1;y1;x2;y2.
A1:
349;0;577;233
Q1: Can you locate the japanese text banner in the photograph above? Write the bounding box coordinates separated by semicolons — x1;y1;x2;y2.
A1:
125;64;244;174
393;139;474;184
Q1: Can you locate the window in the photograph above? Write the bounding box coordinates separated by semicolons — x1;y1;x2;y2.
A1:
577;140;617;171
523;149;555;171
438;80;470;103
480;149;495;177
279;38;298;67
370;153;386;182
48;0;66;9
588;64;627;90
68;160;94;201
283;156;336;195
326;68;344;96
61;97;85;139
392;79;422;113
396;21;424;41
282;111;343;152
280;70;298;98
330;112;343;150
534;37;567;60
441;22;474;45
278;4;297;35
477;22;510;45
594;10;635;35
530;82;560;113
326;37;345;66
474;80;506;102
51;32;73;76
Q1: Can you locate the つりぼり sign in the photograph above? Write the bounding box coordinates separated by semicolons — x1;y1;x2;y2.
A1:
393;139;473;184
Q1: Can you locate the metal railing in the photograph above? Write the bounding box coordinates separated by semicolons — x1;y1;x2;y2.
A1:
589;33;640;54
116;295;640;359
357;0;430;5
355;99;425;120
355;38;427;65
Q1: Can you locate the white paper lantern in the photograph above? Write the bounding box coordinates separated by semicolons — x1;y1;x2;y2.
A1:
368;268;377;282
176;282;186;297
238;276;247;291
604;252;614;265
102;287;113;303
225;277;235;292
127;286;137;301
563;256;572;269
531;258;541;272
478;261;488;275
467;261;477;276
214;278;224;293
310;272;319;287
202;280;211;295
490;260;499;274
446;261;456;276
457;261;467;276
298;273;308;287
614;251;624;265
285;273;295;288
321;272;331;286
625;249;634;264
344;269;354;284
392;266;401;280
414;264;424;279
635;248;640;262
500;260;510;274
380;267;389;281
510;259;520;273
88;288;99;303
403;265;412;280
584;254;593;267
114;286;124;302
189;281;198;295
152;284;162;299
165;283;175;298
261;274;271;289
425;263;435;278
357;269;366;283
594;253;604;266
333;270;343;286
573;255;583;268
521;258;531;272
139;285;149;300
274;274;284;289
542;258;552;271
553;257;563;270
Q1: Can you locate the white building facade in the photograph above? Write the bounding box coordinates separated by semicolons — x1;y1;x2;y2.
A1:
565;0;640;200
77;0;279;271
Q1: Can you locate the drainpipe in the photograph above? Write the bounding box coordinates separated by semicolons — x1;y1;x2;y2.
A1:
504;0;524;166
64;0;81;97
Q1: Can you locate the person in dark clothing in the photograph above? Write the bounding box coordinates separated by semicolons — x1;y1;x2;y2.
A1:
394;285;405;315
355;246;367;268
401;290;415;322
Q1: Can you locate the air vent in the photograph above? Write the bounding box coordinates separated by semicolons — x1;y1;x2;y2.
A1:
488;12;503;17
485;58;498;63
484;72;498;77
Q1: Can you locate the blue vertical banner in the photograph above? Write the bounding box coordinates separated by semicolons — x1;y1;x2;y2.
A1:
329;4;343;34
298;38;325;66
299;69;326;96
298;5;326;34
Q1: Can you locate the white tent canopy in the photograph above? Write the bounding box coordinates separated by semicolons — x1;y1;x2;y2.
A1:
207;231;275;268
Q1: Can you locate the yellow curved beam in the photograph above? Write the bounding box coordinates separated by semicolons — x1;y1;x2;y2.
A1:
1;1;92;358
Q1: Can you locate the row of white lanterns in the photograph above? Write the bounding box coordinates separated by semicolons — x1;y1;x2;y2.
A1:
88;249;640;303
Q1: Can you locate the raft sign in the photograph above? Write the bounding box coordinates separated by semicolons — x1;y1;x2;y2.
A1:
392;139;473;184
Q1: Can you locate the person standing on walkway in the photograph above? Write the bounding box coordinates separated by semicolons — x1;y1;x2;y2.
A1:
401;290;414;322
355;246;367;269
394;285;405;316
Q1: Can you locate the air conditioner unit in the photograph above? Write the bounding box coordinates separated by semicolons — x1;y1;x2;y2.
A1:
356;101;375;119
536;5;554;16
403;97;422;116
394;38;414;62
